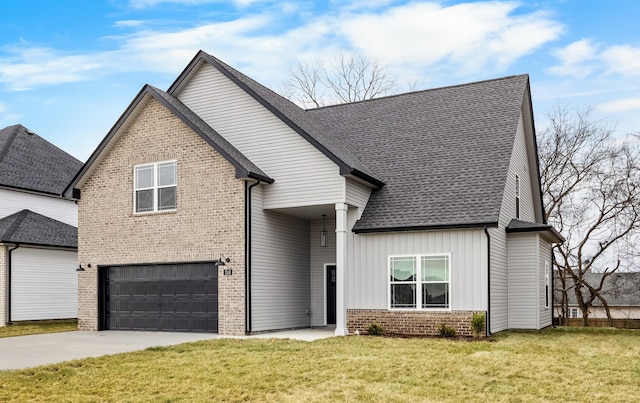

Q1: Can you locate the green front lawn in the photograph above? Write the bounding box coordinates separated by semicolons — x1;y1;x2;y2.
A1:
1;327;638;402
0;320;77;338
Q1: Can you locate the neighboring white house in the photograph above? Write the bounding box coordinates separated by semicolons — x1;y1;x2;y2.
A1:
68;50;563;336
0;124;82;326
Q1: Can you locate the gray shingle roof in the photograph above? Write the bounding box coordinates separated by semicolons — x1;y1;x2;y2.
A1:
0;125;82;195
307;75;530;232
506;219;565;242
0;209;77;248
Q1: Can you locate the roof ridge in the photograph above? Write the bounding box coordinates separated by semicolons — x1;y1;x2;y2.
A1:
309;74;530;111
0;125;22;165
0;209;30;241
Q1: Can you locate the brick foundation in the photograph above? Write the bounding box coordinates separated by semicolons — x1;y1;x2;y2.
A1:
347;309;485;337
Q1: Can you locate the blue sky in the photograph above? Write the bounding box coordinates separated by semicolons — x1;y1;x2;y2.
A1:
1;0;639;161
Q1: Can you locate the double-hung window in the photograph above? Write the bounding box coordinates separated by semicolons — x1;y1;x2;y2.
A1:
134;161;177;213
389;254;450;309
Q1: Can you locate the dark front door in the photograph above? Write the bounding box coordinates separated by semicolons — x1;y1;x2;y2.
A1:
326;265;337;325
99;262;218;333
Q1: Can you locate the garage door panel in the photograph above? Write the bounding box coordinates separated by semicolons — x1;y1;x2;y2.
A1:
102;263;218;333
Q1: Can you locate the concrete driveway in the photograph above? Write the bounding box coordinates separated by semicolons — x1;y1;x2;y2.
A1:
0;331;218;371
0;328;335;371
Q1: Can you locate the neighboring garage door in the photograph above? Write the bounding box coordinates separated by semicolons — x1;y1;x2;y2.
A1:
100;262;218;333
11;247;78;321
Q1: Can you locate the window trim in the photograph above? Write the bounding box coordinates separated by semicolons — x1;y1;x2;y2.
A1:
133;160;177;214
544;261;550;309
388;253;451;311
515;174;521;219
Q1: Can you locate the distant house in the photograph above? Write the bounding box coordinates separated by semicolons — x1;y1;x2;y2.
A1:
0;125;82;326
556;272;640;320
67;50;563;336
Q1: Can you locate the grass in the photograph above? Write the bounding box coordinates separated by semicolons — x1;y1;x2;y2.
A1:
0;327;639;402
0;320;77;338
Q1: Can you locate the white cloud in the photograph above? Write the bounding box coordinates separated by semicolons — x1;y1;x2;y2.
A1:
0;46;102;91
548;39;597;77
339;2;563;75
597;97;640;114
0;1;565;92
601;45;640;76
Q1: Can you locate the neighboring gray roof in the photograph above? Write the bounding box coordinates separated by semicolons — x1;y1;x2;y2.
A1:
506;219;565;242
66;85;273;196
562;272;640;307
308;75;530;232
0;125;82;195
0;209;77;248
169;51;384;187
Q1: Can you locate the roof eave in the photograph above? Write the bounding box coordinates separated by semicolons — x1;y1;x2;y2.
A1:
353;221;499;234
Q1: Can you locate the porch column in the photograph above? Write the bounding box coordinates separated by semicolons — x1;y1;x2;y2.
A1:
335;202;349;336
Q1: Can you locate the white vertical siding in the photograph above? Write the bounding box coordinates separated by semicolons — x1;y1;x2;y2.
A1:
11;247;78;321
310;218;336;326
539;236;552;328
0;188;77;227
178;64;345;209
250;186;311;331
507;234;538;329
346;222;488;311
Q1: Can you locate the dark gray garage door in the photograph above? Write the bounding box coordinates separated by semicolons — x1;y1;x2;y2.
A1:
99;262;218;333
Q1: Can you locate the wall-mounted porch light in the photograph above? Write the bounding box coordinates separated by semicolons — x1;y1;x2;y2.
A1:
215;255;231;267
320;214;328;247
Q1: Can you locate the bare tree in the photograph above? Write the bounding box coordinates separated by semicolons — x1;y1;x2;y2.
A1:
286;52;396;108
539;106;640;326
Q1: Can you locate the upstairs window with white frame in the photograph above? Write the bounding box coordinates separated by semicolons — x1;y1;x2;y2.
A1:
134;161;177;213
515;174;521;219
389;254;450;310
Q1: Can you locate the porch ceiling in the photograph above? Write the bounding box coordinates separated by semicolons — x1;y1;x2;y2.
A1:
268;205;336;220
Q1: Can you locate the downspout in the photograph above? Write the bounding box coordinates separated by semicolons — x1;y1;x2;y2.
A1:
7;244;20;324
483;227;492;337
245;179;261;334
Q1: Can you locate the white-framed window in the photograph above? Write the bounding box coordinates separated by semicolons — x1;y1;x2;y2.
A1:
389;254;450;310
545;261;550;309
515;174;521;219
134;161;177;213
568;307;579;318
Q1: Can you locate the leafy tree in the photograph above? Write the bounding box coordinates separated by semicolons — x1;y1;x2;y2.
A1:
538;106;640;326
284;52;396;108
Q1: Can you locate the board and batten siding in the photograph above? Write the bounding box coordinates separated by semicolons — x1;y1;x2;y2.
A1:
11;247;78;321
507;234;538;329
177;63;345;209
347;209;488;311
310;218;336;326
0;188;78;227
491;112;538;332
250;186;311;331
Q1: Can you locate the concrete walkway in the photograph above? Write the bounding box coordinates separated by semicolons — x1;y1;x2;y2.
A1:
0;328;335;371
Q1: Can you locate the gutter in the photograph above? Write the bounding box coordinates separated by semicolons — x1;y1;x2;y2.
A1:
483;227;492;337
245;179;261;334
7;244;20;324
